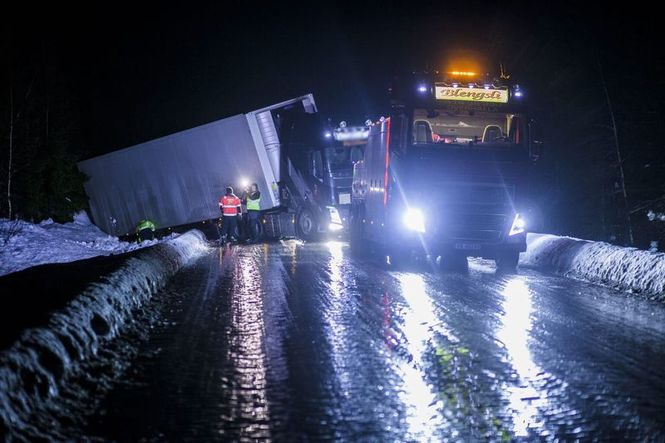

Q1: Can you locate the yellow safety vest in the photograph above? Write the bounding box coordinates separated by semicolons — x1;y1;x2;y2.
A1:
247;195;261;211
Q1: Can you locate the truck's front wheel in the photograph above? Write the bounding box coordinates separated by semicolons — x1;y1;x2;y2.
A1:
296;208;317;240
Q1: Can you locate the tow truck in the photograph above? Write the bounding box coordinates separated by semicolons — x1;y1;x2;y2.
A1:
350;67;542;269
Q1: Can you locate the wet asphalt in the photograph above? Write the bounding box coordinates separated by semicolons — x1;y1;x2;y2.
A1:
82;240;665;441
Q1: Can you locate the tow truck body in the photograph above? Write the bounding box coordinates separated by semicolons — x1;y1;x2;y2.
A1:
350;69;541;267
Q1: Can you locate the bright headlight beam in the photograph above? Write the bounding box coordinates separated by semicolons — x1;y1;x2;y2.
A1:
327;206;342;225
403;208;426;233
509;213;526;236
327;207;343;232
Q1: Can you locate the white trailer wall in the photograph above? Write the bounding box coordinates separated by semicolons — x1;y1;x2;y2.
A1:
78;114;279;235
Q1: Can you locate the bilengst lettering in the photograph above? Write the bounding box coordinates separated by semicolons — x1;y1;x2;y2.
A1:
442;89;502;101
435;86;508;103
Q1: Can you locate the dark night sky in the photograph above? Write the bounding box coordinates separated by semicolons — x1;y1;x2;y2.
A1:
3;0;664;242
6;1;663;155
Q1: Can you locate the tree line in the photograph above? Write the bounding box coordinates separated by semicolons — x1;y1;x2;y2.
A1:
1;36;87;223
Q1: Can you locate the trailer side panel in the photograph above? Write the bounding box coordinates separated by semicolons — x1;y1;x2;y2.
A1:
78;114;274;235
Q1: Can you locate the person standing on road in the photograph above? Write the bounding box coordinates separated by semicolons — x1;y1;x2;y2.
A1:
239;184;250;242
219;186;241;244
246;183;262;243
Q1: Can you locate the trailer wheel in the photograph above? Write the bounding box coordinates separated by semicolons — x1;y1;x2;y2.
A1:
296;208;317;239
496;251;519;273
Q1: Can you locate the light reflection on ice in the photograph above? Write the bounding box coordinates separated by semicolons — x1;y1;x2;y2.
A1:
325;241;352;396
326;241;344;278
226;254;271;439
397;273;443;440
498;277;546;436
280;239;300;275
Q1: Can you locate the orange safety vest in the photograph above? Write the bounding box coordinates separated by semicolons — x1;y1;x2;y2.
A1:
219;194;241;216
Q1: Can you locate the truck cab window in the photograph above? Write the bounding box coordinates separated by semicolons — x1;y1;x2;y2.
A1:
412;108;523;147
324;147;351;171
350;146;364;163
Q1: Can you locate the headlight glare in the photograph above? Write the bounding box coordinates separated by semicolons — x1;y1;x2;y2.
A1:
327;206;343;232
403;208;426;233
327;206;342;225
328;223;344;232
509;213;527;236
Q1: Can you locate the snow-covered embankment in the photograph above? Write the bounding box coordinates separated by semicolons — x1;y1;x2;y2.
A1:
521;233;665;300
0;230;209;435
0;211;161;277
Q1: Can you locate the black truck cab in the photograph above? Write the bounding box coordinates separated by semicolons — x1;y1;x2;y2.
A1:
351;69;541;269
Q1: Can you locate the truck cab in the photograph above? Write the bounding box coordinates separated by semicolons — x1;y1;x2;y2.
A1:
273;112;368;238
351;69;541;269
309;122;368;225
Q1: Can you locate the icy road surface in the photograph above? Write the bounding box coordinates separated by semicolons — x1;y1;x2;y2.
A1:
74;240;665;440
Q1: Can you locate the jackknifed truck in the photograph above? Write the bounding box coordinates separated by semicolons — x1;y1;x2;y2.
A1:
78;94;358;240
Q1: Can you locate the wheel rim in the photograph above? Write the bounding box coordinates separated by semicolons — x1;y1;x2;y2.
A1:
299;212;313;235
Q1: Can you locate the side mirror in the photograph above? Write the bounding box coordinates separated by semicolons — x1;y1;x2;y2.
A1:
528;119;544;161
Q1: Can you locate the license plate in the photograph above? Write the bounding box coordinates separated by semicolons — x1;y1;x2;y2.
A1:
454;242;481;251
339;193;351;205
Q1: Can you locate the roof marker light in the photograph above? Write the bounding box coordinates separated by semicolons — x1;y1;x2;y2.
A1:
448;71;476;77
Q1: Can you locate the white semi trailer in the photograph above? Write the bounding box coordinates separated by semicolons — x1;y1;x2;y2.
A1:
78;94;343;238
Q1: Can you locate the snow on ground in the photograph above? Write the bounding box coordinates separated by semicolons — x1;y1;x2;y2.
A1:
0;211;166;277
521;233;665;299
0;230;210;438
0;212;212;437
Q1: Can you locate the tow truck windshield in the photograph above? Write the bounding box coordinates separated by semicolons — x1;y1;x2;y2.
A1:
325;144;364;171
412;108;524;147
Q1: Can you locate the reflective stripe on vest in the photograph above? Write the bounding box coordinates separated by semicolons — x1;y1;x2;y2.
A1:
220;195;241;216
247;196;261;211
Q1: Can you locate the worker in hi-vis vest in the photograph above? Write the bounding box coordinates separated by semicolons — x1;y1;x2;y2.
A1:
218;186;241;244
245;183;261;243
136;219;156;242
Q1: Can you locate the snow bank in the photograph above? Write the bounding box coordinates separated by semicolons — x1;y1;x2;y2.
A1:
521;233;665;299
0;230;209;436
0;211;161;277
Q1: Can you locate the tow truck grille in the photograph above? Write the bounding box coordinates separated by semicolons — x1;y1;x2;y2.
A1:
443;213;508;242
434;183;514;243
442;184;514;205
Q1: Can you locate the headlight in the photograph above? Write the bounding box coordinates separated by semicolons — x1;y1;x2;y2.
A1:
328;223;344;232
403;208;426;233
327;206;343;231
509;213;526;236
